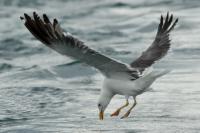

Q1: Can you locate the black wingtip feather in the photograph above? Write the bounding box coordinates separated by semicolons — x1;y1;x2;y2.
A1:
168;14;173;25
33;12;39;21
22;12;51;45
54;19;58;23
168;18;178;32
43;14;50;23
159;15;163;29
20;16;24;20
24;13;31;20
158;13;178;34
130;12;178;70
162;13;171;31
53;19;58;28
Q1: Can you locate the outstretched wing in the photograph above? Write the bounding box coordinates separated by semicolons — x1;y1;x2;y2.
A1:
20;12;139;79
130;12;178;72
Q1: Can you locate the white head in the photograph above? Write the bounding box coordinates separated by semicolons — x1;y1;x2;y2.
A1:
97;89;114;120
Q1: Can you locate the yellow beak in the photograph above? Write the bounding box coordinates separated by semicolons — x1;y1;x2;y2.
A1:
99;111;104;120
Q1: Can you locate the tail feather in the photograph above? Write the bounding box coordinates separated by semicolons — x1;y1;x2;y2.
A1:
151;69;171;78
143;67;171;78
136;68;170;92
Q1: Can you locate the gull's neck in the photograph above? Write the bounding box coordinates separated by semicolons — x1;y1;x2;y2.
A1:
98;88;114;110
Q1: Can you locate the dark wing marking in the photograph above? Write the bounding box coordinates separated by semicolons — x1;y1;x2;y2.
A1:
130;12;178;72
20;12;139;79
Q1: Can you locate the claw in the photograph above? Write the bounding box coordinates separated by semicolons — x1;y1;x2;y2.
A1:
110;109;120;117
121;97;137;119
121;111;131;119
110;100;129;117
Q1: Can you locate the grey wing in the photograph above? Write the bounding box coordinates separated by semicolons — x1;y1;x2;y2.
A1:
21;12;139;79
130;12;178;72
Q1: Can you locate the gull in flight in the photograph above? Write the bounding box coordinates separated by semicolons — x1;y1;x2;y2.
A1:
20;12;178;120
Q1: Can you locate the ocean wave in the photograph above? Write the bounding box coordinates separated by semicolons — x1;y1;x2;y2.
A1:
0;0;44;7
0;117;28;126
0;0;200;132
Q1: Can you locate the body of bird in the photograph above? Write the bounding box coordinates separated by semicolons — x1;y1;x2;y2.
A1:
20;12;178;120
101;69;170;105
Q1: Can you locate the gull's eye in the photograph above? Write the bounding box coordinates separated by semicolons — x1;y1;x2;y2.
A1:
98;104;101;107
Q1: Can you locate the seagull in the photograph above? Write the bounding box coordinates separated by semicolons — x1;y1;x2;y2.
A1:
20;12;178;120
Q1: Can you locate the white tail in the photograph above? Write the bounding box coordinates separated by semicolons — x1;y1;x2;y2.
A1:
135;68;170;92
151;69;170;78
136;68;170;92
142;67;171;78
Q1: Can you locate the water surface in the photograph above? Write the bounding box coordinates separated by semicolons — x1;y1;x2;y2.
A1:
0;0;200;132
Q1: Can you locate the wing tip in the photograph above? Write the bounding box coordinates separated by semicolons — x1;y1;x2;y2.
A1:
21;12;53;45
131;12;178;70
20;16;24;20
158;12;178;34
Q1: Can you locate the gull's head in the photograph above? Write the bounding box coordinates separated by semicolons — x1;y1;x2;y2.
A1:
97;102;106;120
98;90;113;120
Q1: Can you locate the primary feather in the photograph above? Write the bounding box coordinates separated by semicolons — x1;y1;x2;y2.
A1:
20;12;178;80
130;12;178;72
21;12;139;80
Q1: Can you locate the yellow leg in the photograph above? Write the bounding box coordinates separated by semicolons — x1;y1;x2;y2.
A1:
121;97;137;119
110;100;129;117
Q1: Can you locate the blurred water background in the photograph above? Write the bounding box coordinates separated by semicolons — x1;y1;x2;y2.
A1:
0;0;200;132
